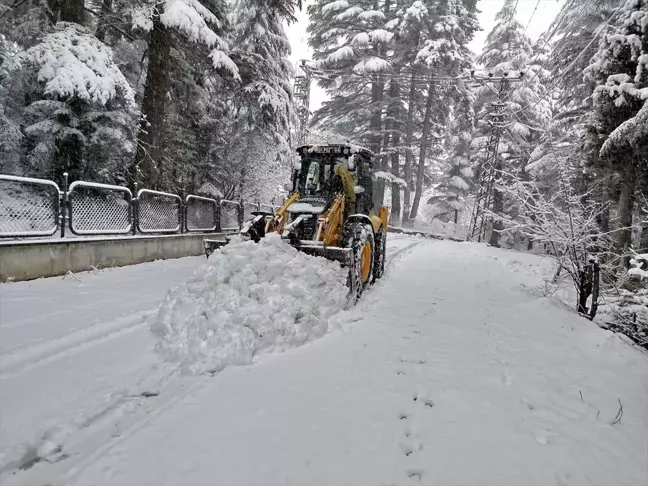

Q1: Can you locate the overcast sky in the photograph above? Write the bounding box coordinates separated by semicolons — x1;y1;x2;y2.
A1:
284;0;565;110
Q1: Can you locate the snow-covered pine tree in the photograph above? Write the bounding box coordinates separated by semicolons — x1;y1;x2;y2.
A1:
414;0;478;224
308;0;397;208
209;0;297;201
584;0;648;262
130;0;238;188
527;0;623;236
0;9;137;183
548;0;623;112
473;0;550;246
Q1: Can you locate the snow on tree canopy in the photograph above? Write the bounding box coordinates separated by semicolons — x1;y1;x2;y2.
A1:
352;33;370;46
586;0;648;106
321;0;349;14
600;98;648;156
327;46;355;63
132;0;238;78
336;6;364;21
368;29;393;43
23;23;135;108
358;10;386;21
353;57;390;73
211;49;241;81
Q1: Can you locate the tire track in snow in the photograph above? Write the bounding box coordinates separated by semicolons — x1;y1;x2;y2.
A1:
0;312;154;379
386;240;426;266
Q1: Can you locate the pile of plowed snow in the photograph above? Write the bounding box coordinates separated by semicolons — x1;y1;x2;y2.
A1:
150;235;350;374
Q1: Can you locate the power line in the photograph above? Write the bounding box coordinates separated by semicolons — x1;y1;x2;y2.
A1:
524;0;542;34
498;0;596;106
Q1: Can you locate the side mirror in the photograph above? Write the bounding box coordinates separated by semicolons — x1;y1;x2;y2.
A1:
284;182;294;192
354;185;365;194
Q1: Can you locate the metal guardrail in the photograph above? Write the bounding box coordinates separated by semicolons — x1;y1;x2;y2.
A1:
0;175;60;237
186;195;218;232
220;199;241;232
137;189;182;234
68;181;132;236
0;172;279;239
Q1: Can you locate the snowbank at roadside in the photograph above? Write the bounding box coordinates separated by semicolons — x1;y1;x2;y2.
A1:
150;235;349;374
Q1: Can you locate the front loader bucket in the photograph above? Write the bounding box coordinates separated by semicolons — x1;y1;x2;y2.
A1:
293;243;352;266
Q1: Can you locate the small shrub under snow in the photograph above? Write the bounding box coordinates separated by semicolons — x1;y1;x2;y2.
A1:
150;235;349;374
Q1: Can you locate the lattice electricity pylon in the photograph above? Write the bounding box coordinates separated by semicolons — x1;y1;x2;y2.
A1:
294;60;312;146
466;73;523;242
467;120;502;242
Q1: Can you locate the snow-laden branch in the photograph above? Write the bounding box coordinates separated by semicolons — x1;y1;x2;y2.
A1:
374;171;407;187
131;0;239;80
22;23;135;108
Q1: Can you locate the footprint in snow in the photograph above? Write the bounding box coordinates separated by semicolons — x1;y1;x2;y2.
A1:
407;468;425;482
399;442;415;457
412;391;436;409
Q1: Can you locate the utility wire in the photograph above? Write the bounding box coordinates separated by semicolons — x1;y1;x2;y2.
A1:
524;0;542;34
498;0;596;106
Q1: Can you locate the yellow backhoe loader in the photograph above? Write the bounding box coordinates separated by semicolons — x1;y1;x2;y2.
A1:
204;143;389;299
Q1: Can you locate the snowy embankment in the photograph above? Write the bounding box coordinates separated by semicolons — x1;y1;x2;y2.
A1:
150;235;350;374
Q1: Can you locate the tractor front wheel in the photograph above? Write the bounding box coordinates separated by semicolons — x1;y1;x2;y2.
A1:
373;229;387;282
343;222;375;301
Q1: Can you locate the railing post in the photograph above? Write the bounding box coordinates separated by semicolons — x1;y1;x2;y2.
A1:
239;198;244;230
215;198;221;233
179;189;185;234
60;172;68;238
132;182;138;235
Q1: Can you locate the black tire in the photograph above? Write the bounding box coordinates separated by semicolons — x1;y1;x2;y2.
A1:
373;228;387;282
342;222;375;301
242;217;265;243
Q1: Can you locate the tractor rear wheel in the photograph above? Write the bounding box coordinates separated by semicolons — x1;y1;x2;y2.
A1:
343;222;374;301
373;228;387;282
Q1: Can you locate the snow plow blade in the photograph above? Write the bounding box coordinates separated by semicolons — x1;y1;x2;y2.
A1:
293;243;352;265
203;236;351;265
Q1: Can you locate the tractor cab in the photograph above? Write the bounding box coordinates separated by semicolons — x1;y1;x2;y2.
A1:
289;144;375;218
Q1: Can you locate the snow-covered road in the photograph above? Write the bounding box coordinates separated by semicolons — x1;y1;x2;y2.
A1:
2;236;647;486
0;235;420;476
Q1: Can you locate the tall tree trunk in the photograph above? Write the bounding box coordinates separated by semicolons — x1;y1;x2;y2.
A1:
95;0;113;42
370;0;390;210
402;72;417;226
409;82;434;222
596;175;611;235
616;161;637;266
134;2;171;188
58;0;85;23
390;78;402;224
370;75;385;209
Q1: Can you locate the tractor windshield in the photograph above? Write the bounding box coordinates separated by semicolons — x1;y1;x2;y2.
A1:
296;157;341;197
